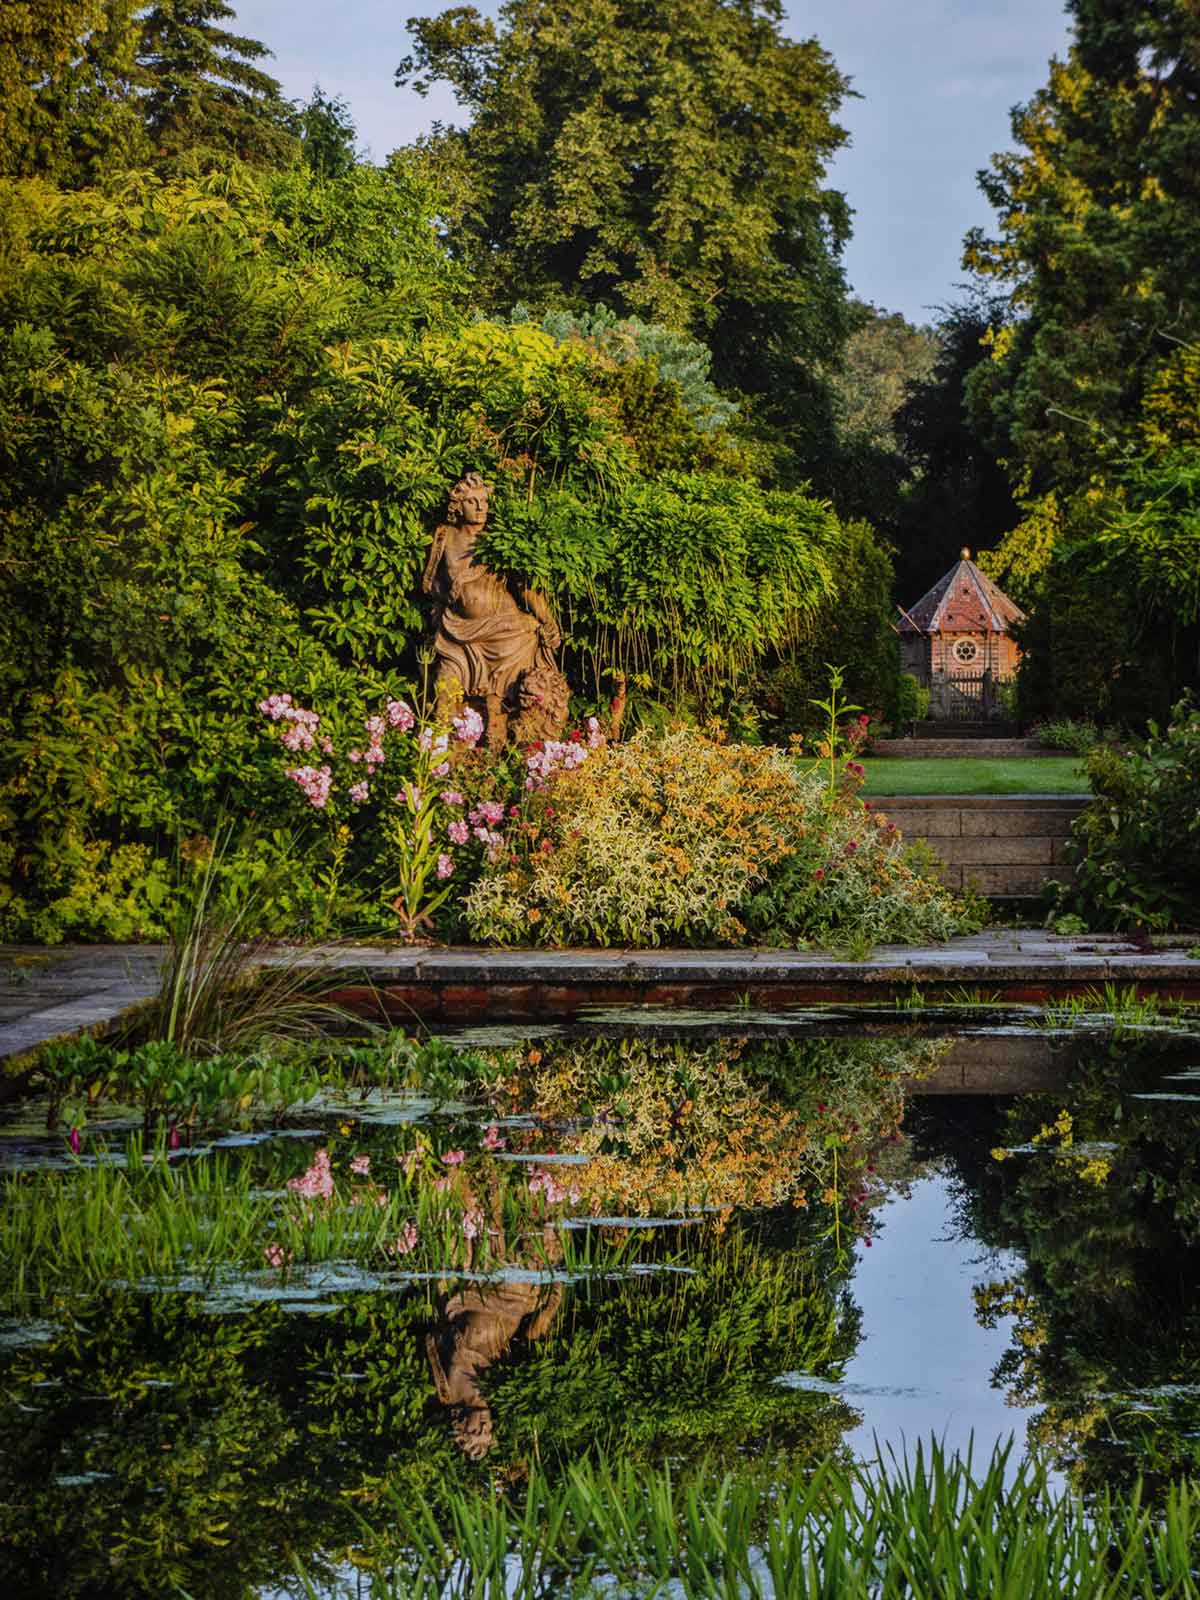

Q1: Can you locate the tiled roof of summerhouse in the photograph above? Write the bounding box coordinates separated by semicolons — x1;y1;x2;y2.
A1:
897;549;1025;634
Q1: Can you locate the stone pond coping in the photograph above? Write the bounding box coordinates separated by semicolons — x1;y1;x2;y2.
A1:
2;931;1198;1070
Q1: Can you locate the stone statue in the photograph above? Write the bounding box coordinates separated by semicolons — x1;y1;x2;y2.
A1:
421;472;569;749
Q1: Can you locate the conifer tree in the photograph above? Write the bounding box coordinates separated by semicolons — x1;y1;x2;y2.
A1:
136;0;297;164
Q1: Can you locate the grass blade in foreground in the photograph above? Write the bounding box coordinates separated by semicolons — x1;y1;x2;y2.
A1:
332;1443;1200;1598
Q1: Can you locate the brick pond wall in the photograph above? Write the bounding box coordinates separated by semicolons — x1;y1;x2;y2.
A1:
874;793;1090;898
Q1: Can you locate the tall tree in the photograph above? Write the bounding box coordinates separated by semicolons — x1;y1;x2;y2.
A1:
891;295;1020;605
395;0;853;422
135;0;297;165
822;302;938;534
297;84;358;179
964;0;1200;497
0;1;111;175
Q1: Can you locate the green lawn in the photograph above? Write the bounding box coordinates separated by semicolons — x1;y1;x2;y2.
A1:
857;757;1088;796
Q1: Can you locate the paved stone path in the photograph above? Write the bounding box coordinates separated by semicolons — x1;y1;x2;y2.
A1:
0;945;162;1068
2;933;1197;1068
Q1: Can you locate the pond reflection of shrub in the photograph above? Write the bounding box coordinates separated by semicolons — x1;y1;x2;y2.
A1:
0;1219;857;1599
488;1034;946;1217
968;1035;1200;1496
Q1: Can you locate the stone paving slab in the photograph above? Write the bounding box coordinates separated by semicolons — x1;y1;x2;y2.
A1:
0;946;162;1068
2;934;1198;1066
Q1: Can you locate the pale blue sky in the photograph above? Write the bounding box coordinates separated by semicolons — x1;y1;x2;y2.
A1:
232;0;1073;324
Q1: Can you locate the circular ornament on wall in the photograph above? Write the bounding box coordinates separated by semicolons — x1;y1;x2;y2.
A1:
952;638;979;664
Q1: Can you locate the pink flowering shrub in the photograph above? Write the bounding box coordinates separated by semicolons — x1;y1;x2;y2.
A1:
258;688;524;939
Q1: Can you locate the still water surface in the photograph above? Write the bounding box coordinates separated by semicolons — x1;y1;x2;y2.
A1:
1;1014;1198;1595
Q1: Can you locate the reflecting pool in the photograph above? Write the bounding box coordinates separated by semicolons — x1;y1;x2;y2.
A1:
2;1012;1199;1595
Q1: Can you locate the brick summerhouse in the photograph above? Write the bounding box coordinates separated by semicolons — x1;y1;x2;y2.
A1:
897;549;1024;719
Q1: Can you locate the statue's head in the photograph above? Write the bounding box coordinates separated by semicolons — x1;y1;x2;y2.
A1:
447;472;492;527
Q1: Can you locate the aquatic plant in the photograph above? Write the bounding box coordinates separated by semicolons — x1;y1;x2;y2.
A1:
330;1441;1200;1598
1034;986;1199;1036
28;1030;499;1143
130;830;354;1056
0;1130;627;1308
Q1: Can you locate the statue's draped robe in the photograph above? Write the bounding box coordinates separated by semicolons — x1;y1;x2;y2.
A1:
437;550;542;699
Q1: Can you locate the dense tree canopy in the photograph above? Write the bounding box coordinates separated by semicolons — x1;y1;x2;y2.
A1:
965;0;1200;496
397;0;854;415
891;295;1020;605
136;0;297;164
0;153;888;941
0;0;298;182
960;0;1200;720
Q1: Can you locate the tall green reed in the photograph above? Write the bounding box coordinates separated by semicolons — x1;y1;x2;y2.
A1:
130;825;357;1057
326;1441;1200;1599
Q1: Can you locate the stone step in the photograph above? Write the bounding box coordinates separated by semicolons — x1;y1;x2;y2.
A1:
871;737;1057;758
872;793;1091;899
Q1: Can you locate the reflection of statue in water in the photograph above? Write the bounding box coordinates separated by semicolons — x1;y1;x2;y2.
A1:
421;473;570;750
425;1222;563;1459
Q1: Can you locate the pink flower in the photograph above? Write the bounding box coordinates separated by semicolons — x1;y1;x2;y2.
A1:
348;749;362;763
433;760;450;777
387;699;416;731
284;765;333;809
448;819;470;845
401;782;422;813
452;706;485;746
259;693;294;719
481;1124;507;1152
813;868;826;882
350;1154;371;1176
845;840;859;854
264;1243;291;1269
397;1149;420;1177
390;1220;419;1256
525;738;589;789
440;789;465;807
436;852;454;880
432;1176;451;1192
418;728;449;755
529;1167;568;1204
68;1128;81;1155
587;715;604;748
288;1148;334;1199
442;1149;465;1166
463;1208;485;1241
349;780;369;804
281;721;316;752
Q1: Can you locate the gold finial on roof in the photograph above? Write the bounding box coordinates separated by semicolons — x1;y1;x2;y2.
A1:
960;547;971;560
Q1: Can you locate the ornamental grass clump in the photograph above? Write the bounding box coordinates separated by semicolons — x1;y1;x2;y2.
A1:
464;727;974;950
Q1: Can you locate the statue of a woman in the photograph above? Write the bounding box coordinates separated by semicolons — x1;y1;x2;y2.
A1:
422;473;568;748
